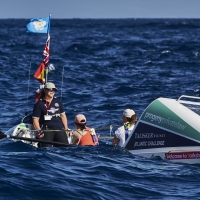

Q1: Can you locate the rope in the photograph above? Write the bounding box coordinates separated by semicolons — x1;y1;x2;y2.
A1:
20;124;121;132
95;124;121;131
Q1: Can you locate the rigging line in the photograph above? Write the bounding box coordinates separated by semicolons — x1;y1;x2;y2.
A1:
99;136;114;139
95;124;121;130
60;65;65;101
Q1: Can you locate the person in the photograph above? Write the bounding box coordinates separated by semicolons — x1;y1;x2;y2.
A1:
112;109;137;147
32;82;69;147
72;114;98;146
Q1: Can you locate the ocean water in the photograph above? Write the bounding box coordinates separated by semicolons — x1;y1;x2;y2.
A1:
0;18;200;199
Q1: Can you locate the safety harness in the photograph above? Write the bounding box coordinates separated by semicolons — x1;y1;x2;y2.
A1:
124;122;130;141
77;127;98;145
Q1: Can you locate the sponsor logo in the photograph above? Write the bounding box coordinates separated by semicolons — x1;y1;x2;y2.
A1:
134;140;165;148
148;141;165;146
135;133;166;139
134;141;147;147
55;103;59;107
135;133;154;139
144;112;186;131
47;107;59;114
165;152;200;160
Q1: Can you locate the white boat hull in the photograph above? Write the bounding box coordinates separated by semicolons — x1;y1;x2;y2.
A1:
5;123;38;147
5;122;72;147
129;146;200;164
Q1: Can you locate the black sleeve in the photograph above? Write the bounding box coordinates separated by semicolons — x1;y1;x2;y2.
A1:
32;101;42;118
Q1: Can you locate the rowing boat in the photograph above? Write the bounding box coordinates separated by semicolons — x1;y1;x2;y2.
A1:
3;15;71;147
124;95;200;164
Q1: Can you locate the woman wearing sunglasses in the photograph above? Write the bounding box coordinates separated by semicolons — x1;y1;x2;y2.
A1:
32;82;69;147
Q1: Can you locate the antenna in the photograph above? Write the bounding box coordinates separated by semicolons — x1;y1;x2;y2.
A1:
60;65;65;100
26;61;31;109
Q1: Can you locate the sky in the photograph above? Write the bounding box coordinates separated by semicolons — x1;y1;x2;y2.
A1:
0;0;200;19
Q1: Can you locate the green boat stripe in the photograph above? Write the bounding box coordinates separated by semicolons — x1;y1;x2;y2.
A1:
140;99;200;141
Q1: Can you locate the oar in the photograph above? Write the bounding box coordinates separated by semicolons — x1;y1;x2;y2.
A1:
9;136;75;147
0;131;74;147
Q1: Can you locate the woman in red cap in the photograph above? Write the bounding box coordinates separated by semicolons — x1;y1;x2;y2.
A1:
72;114;98;146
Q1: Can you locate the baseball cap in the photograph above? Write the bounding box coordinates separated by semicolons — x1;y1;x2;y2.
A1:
123;109;135;118
74;114;86;124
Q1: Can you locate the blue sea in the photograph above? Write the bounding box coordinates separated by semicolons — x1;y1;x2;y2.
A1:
0;18;200;199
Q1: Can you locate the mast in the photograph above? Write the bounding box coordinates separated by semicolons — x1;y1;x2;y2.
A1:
27;14;52;101
45;13;51;83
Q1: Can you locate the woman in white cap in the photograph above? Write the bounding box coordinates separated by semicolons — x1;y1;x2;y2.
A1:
72;114;98;146
112;109;137;147
32;82;69;147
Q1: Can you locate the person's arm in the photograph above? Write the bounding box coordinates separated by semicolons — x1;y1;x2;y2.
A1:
32;101;42;131
32;118;41;131
72;131;80;145
33;118;44;138
59;100;69;130
60;112;69;130
112;134;120;145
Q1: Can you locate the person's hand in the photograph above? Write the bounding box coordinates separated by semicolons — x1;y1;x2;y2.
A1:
65;129;73;136
36;130;44;139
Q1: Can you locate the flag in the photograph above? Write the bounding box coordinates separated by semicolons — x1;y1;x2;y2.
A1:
33;32;50;83
35;88;41;102
26;17;50;33
33;62;45;83
43;36;50;64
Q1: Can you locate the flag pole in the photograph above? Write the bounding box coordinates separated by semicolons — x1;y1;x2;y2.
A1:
45;13;51;83
28;15;52;101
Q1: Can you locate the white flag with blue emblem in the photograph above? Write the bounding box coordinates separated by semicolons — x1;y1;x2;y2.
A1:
26;17;50;33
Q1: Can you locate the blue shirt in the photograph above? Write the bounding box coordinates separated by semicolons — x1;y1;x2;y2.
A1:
32;97;65;130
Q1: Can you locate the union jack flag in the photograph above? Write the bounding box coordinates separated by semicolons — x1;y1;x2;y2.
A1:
43;35;50;64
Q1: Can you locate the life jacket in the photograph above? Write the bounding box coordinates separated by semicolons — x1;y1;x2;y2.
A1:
77;127;98;146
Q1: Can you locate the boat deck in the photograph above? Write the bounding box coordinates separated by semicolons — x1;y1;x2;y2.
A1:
178;95;200;116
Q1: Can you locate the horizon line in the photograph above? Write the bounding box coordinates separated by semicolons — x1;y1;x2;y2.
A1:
0;17;200;20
